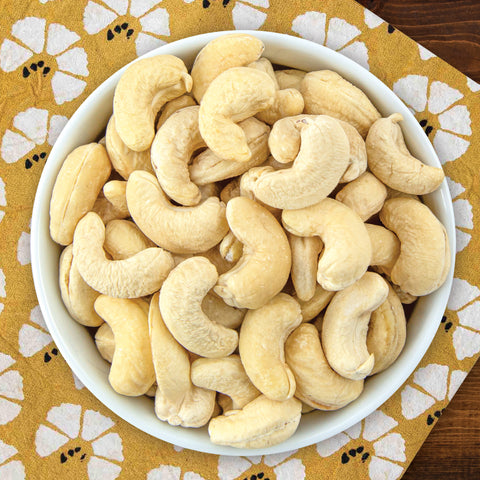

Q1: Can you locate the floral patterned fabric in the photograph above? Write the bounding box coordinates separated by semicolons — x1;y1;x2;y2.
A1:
0;0;478;479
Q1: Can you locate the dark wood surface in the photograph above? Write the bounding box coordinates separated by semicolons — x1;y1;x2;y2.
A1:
355;1;480;477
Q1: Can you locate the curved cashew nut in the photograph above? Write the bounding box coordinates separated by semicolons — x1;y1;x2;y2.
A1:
219;231;243;263
191;355;260;410
248;116;350;209
103;180;128;218
199;67;276;162
190;117;270;185
367;284;406;375
322;272;389;380
275;69;306;90
282;198;372;291
191;33;264;102
159;257;239;358
367;114;445;194
208;395;302;448
301;70;381;137
126;171;228;254
294;284;335;322
335;172;387;221
288;234;323;302
156;94;196;130
92;193;128;224
214;197;291;309
199;182;220;201
239;293;302;401
261;155;291;170
151;106;205;206
73;212;174;298
95;322;114;363
113;55;192;152
104;219;155;260
201;293;245;329
94;296;155;396
365;224;400;275
220;179;240;204
59;245;103;327
50;143;111;245
200;246;235;276
105;115;154;180
149;293;215;427
285;323;364;410
392;282;418;304
380;197;450;295
386;186;420;202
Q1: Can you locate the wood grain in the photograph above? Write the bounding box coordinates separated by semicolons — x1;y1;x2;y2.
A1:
355;1;480;477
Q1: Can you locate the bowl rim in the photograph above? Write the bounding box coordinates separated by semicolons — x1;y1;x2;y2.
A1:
31;29;456;456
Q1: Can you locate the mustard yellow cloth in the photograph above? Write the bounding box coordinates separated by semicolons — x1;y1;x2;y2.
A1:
0;0;479;478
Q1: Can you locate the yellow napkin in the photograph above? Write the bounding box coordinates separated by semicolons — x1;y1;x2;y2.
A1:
0;0;478;478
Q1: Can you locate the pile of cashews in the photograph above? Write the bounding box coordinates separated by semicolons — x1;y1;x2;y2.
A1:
49;33;451;449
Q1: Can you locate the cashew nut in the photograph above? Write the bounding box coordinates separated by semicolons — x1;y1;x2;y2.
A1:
126;171;228;254
239;293;302;401
191;355;260;410
391;282;418;304
208;395;302;448
199;182;220;201
191;33;264;102
199;67;276;162
104;219;155;260
220;179;240;204
301;70;381;137
59;244;103;327
94;296;155;396
219;231;243;263
282;198;372;291
103;180;129;218
149;292;215;427
386;186;420;202
367;284;406;375
294;284;335;322
365;224;400;275
201;246;235;275
275;69;306;90
159;257;238;358
113;55;192;151
73;212;174;298
322;272;389;380
155;94;196;130
95;322;114;363
92;193;128;224
261;155;291;170
214;197;291;309
366;114;445;194
50;143;111;245
335;172;387;221
201;293;245;329
285;323;364;410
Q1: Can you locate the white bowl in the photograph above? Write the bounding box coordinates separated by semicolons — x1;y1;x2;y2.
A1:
31;30;455;455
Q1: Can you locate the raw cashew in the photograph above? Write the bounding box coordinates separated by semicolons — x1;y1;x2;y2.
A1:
220;179;240;204
105;115;154;180
386;186;419;201
301;70;381;137
159;257;238;358
335;172;387;221
199;67;276;162
367;285;406;375
92;194;128;224
208;395;302;448
151;106;205;206
73;212;174;298
59;244;103;327
126;171;228;254
156;94;196;130
275;69;306;90
50;143;111;245
380;198;450;296
239;293;302;401
247;116;349;209
392;282;418;304
113;55;192;151
201;247;234;275
322;272;389;380
366;224;400;275
149;293;215;427
191;355;260;410
103;180;128;218
285;323;364;410
294;284;335;322
94;296;155;396
366;114;445;194
191;33;264;102
199;183;220;201
261;155;291;170
219;232;243;263
104;219;155;260
282;198;372;291
190;117;270;185
201;293;245;329
95;322;114;363
214;197;291;309
288;234;323;302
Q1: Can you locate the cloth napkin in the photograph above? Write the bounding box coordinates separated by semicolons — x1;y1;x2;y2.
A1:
0;0;478;479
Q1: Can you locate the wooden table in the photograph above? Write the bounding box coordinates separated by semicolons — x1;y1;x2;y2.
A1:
356;1;480;477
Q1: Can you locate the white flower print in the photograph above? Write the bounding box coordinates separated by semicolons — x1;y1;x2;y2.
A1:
218;449;305;480
466;77;480;93
363;9;384;29
0;351;24;426
418;44;436;61
292;12;370;71
0;18;88;104
401;363;467;421
231;0;269;30
83;0;171;57
393;75;471;164
18;305;53;358
446;177;473;253
147;465;207;480
35;403;123;479
316;410;406;480
0;176;5;225
1;107;68;168
0;439;26;479
0;267;5;316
